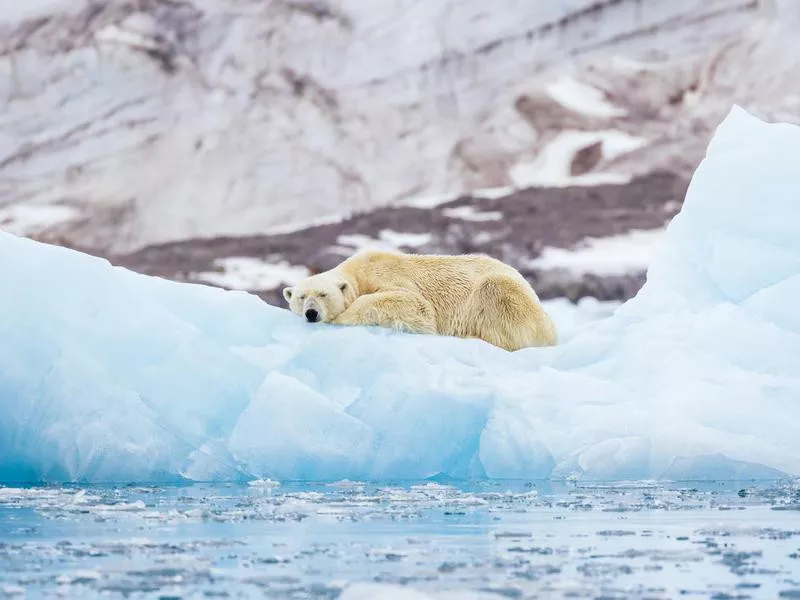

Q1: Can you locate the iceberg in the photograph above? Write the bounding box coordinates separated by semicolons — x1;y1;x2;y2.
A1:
1;106;799;485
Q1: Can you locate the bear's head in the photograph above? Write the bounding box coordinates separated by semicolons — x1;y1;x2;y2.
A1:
282;273;355;324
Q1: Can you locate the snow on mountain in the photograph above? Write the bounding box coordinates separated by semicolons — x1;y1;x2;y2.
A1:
528;228;665;276
0;0;769;254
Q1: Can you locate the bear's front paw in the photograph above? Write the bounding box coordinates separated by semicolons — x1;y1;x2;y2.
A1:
331;313;367;327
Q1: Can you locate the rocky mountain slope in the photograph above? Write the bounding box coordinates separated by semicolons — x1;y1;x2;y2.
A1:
3;0;799;306
116;171;686;306
1;0;777;256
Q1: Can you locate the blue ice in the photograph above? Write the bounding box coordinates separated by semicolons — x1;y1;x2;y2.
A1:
1;106;799;485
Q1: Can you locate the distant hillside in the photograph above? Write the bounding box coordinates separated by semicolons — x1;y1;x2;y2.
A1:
1;0;776;255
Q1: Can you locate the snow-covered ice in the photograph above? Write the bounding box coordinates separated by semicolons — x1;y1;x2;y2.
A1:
1;106;799;485
539;298;620;343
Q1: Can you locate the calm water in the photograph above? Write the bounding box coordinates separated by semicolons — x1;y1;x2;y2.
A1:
1;479;799;599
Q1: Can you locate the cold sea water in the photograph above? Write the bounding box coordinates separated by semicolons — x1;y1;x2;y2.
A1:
1;478;799;599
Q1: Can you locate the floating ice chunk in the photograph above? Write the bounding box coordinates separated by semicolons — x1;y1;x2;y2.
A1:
247;478;281;488
0;107;799;484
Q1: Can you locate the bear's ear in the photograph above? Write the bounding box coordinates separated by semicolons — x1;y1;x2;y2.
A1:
282;287;293;302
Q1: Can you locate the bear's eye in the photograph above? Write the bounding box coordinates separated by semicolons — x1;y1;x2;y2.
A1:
319;292;327;298
298;294;306;301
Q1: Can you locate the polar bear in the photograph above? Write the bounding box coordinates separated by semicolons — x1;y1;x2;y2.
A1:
282;250;557;351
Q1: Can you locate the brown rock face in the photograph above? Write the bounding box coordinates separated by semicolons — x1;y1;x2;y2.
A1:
111;171;687;306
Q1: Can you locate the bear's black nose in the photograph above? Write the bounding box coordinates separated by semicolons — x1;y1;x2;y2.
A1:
305;308;319;323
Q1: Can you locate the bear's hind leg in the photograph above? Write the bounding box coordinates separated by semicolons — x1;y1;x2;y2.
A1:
333;289;438;335
467;274;556;351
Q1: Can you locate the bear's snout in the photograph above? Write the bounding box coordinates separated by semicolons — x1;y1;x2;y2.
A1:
305;308;320;323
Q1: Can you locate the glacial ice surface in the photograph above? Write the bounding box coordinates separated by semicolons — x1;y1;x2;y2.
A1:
1;106;799;484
